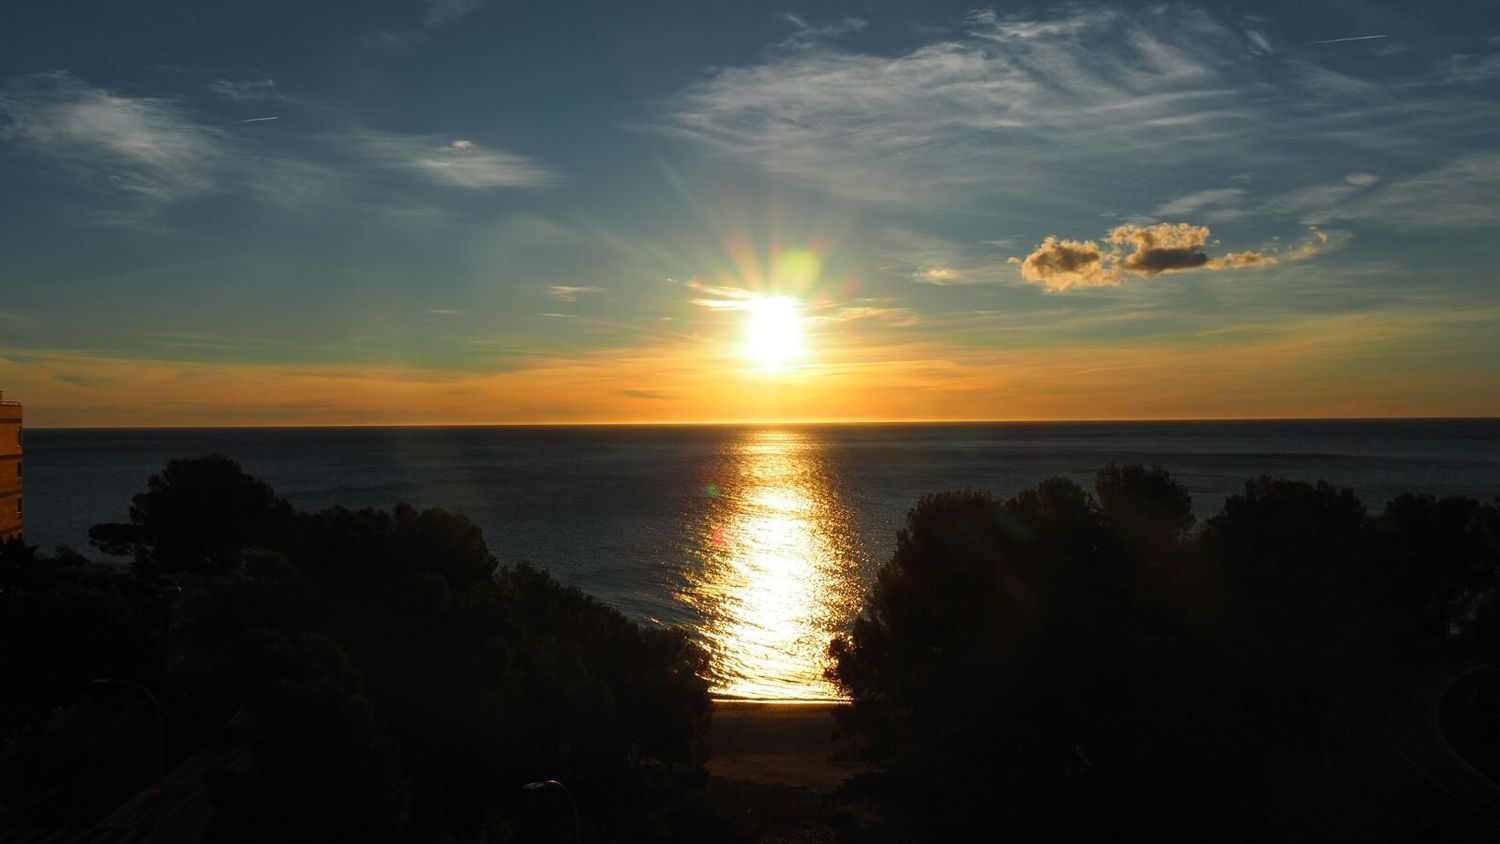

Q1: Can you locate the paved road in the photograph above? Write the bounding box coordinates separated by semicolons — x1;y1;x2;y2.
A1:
1385;656;1500;827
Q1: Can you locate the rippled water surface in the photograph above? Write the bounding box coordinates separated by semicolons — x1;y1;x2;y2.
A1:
22;420;1500;699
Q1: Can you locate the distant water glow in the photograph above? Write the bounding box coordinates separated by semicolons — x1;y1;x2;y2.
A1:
681;429;863;700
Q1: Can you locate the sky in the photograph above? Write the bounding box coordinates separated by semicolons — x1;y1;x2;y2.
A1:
1;0;1498;426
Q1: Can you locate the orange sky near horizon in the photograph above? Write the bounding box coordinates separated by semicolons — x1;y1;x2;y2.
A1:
6;303;1498;428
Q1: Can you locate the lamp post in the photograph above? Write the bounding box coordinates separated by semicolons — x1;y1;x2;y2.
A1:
93;678;164;781
523;779;580;844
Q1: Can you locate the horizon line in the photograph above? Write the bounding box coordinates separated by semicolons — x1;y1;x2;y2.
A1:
26;414;1500;431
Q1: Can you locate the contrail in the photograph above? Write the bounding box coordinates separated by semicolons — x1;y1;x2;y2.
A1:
1307;34;1388;45
236;116;280;123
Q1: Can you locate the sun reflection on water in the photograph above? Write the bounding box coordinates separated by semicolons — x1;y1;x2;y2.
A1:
682;429;864;700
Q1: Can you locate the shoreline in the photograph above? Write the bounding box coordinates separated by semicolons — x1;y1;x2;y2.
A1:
708;700;869;794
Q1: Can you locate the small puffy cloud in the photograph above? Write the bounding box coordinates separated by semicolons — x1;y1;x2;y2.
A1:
919;267;962;284
1016;222;1287;292
1246;30;1273;54
422;0;483;27
1345;172;1380;186
1207;251;1278;269
548;285;603;302
1111;223;1211;275
1018;236;1118;290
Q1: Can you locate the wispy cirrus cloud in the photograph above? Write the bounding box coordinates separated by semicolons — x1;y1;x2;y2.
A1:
0;71;558;211
659;7;1264;205
779;13;867;48
207;78;282;101
356;133;558;189
657;5;1500;234
549;285;603;303
0;71;220;200
422;0;483;27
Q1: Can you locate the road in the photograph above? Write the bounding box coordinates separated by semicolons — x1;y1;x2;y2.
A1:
1385;655;1500;828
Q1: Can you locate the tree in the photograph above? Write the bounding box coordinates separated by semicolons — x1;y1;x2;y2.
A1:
1096;462;1194;564
90;455;291;576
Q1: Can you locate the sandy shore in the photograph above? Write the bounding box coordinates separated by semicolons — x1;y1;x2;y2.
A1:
707;702;871;793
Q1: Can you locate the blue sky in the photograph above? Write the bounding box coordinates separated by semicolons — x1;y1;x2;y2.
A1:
1;1;1498;425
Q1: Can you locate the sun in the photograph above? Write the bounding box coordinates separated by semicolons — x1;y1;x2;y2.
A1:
744;296;805;371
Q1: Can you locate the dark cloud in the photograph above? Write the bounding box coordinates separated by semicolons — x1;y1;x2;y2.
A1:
1111;223;1211;275
1129;247;1209;273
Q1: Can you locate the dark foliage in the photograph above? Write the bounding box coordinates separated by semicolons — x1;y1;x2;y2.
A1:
6;456;711;841
830;468;1500;839
89;454;292;575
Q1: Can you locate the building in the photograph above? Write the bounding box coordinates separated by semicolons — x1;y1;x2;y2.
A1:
0;393;21;543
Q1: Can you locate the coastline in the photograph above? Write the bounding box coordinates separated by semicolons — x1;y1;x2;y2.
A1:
708;700;870;793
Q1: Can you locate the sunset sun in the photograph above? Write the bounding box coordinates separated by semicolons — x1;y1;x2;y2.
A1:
743;296;805;371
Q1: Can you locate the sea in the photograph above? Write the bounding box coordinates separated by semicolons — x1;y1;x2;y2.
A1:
20;420;1500;700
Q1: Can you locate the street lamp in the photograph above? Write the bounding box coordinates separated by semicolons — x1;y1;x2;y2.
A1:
93;678;164;781
523;779;580;844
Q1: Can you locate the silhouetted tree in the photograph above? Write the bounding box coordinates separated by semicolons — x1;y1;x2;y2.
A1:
1096;462;1194;564
89;454;291;576
74;457;714;840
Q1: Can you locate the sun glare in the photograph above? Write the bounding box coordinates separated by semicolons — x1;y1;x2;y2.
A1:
744;297;805;371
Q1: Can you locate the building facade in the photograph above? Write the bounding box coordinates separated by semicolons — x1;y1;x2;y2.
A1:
0;395;21;543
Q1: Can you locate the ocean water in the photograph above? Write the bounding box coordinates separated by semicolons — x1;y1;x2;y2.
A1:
20;420;1500;699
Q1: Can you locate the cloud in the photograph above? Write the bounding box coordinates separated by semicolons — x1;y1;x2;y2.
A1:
208;78;281;101
919;268;962;284
0;71;220;200
422;0;483;27
686;280;758;309
780;14;867;48
1111;223;1211;275
657;6;1285;205
965;8;1101;40
619;389;677;400
1330;153;1500;228
0;72;560;209
825;306;920;327
1016;222;1284;292
1208;251;1278;269
880;228;1015;286
1444;52;1500;83
656;5;1496;232
1145;188;1247;222
1018;236;1117;290
548;285;603;302
356;132;558;189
